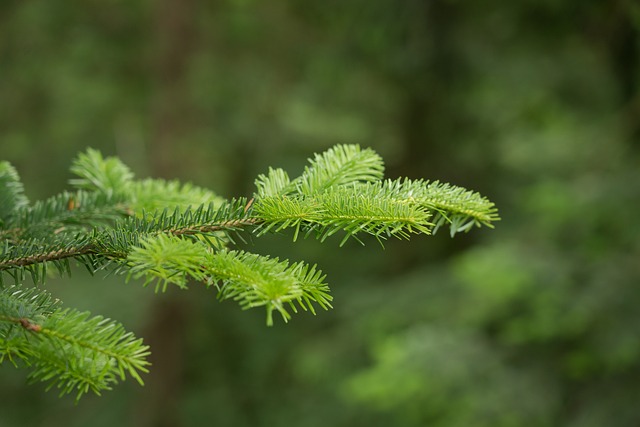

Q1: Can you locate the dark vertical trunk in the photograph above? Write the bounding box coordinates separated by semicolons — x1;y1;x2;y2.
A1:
133;0;197;426
605;2;640;144
384;0;476;269
388;0;460;182
150;0;197;178
584;1;640;147
134;298;187;427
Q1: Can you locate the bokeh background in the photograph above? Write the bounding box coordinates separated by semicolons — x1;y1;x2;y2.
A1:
2;1;640;426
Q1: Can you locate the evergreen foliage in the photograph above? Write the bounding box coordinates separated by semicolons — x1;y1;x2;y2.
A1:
0;144;498;400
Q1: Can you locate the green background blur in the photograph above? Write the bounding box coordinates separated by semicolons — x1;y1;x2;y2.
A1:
2;1;640;426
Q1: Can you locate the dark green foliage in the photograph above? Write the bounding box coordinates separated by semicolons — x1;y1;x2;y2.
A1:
1;0;637;425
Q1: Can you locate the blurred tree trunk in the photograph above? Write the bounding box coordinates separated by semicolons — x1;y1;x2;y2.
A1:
149;0;197;179
387;0;459;182
133;0;197;426
134;298;187;427
386;0;475;267
603;1;640;143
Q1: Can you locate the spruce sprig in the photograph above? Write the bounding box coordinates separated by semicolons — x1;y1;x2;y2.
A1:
0;161;30;228
252;188;433;246
296;144;385;195
354;178;500;236
0;144;499;400
127;235;331;325
255;144;385;198
0;285;150;401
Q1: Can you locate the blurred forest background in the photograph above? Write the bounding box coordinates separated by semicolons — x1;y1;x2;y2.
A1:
1;0;640;426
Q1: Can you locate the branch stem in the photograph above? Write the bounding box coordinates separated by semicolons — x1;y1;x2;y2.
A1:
0;218;262;271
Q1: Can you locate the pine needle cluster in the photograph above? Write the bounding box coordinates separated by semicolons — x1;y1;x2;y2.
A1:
0;144;499;400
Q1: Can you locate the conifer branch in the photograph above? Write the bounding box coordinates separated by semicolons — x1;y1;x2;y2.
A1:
295;144;385;195
1;244;94;268
126;235;332;325
1;143;499;400
0;161;30;228
0;285;149;401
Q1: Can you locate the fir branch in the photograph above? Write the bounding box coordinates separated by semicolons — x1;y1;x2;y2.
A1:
255;145;385;198
148;199;257;238
310;186;432;245
351;178;500;236
251;195;324;240
1;243;94;268
68;149;224;218
252;187;433;246
295;144;385;195
126;235;332;325
0;199;256;278
130;179;224;216
255;167;293;198
1;190;130;242
0;143;500;400
210;250;331;326
419;180;500;234
0;285;149;401
0;285;58;365
69;148;134;195
126;234;211;291
0;161;30;228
